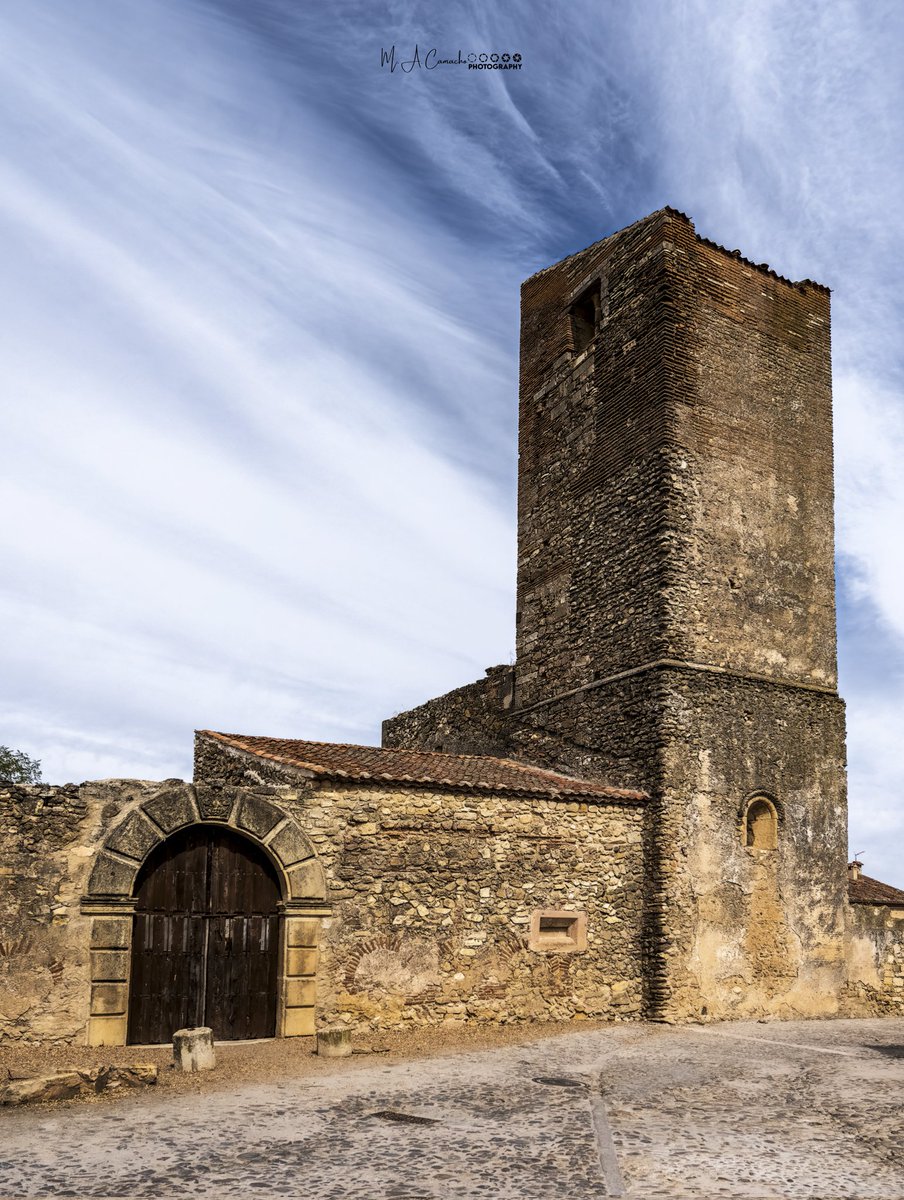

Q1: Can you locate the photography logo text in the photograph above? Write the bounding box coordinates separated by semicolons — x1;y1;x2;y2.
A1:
380;46;522;73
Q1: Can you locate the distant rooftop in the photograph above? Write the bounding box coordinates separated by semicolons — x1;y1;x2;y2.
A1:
199;731;646;803
848;872;904;907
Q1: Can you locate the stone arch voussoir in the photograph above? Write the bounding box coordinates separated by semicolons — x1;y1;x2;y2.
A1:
86;782;326;903
83;782;326;1046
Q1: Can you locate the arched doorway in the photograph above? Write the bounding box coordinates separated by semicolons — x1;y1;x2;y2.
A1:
128;825;282;1044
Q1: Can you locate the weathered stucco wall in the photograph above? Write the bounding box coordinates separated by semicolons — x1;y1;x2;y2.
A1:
654;670;848;1021
845;904;904;1015
674;234;836;689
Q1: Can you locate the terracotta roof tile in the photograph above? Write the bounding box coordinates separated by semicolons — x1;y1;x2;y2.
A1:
849;873;904;907
200;731;646;803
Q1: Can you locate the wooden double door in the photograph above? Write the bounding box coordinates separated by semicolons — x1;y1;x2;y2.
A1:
128;826;281;1044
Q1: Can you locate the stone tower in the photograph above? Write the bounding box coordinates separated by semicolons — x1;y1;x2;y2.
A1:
385;208;850;1020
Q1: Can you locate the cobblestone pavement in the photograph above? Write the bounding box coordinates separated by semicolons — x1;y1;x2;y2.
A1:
0;1018;902;1199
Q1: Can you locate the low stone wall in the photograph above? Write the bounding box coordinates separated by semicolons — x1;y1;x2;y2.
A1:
307;783;646;1029
196;736;648;1029
845;903;904;1015
382;666;516;757
2;765;647;1043
0;780;147;1043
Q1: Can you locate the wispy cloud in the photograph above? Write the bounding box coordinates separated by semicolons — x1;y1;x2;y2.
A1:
0;0;520;779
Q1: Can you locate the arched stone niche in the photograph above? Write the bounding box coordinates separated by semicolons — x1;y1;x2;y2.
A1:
742;793;781;851
81;783;329;1047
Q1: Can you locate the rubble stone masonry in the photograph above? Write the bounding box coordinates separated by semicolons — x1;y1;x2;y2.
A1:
1;754;646;1042
194;736;647;1031
0;779;145;1042
385;209;866;1021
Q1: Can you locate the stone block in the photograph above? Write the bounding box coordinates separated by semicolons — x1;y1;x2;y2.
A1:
268;821;314;867
286;917;321;947
90;916;132;948
0;1063;158;1105
195;784;238;821
105;810;160;862
97;1063;158;1090
90;982;127;1016
142;787;196;834
86;1014;128;1046
316;1025;352;1057
284;977;317;1007
528;909;588;953
173;1026;216;1072
285;946;318;977
87;854;137;897
237;794;283;839
283;1006;315;1037
286;858;326;900
0;1072;84;1105
90;949;130;982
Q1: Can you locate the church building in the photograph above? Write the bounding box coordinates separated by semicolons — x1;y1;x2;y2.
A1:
2;209;902;1046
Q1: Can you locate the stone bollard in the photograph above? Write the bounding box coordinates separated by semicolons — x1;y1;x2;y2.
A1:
172;1026;216;1073
316;1025;353;1058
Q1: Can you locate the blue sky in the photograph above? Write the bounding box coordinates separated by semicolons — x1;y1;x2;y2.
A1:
1;1;902;884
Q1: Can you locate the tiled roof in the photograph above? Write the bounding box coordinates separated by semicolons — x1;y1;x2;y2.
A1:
199;731;646;803
849;873;904;907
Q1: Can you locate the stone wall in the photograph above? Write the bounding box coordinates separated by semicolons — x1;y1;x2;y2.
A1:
2;751;647;1042
0;779;150;1043
315;782;645;1029
382;666;515;757
385;209;851;1024
196;737;647;1030
845;903;904;1015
